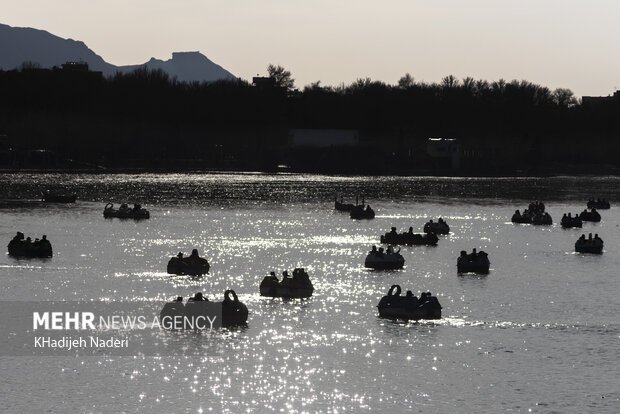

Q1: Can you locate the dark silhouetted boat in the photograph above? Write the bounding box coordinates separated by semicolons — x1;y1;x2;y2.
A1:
531;212;553;225
423;219;450;235
103;203;150;219
457;249;490;274
380;227;438;246
350;204;375;219
560;214;582;228
575;234;603;254
365;246;404;269
377;285;442;320
167;249;210;275
528;201;545;214
160;290;248;328
579;209;601;222
7;232;52;258
587;198;610;209
260;268;314;298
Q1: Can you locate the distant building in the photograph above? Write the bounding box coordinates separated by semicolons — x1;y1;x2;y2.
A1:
61;61;89;72
54;61;103;77
426;137;461;169
581;90;620;106
288;129;360;148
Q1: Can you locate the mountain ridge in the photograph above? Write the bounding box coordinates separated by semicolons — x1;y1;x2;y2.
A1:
0;23;236;82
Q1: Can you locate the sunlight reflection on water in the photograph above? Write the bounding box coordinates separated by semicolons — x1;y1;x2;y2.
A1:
1;174;620;412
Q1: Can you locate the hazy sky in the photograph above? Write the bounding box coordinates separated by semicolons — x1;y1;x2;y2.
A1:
3;0;619;96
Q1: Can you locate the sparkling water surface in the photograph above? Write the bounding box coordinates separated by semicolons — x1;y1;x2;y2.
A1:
1;173;619;413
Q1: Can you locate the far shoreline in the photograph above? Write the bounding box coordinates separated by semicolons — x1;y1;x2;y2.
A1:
1;166;619;178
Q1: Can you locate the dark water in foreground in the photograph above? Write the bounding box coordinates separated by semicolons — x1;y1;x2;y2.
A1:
1;173;620;413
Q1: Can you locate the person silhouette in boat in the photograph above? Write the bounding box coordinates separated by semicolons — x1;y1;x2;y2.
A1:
390;227;397;235
189;292;206;301
408;226;413;234
190;249;199;259
378;247;385;258
405;290;419;308
594;234;602;245
177;252;184;259
371;245;378;256
281;270;292;286
468;248;478;261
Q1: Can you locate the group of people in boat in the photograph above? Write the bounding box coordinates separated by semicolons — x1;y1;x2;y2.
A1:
512;209;552;225
528;201;545;214
579;208;601;222
423;218;450;234
377;285;442;320
365;245;405;269
350;204;375;219
167;249;210;275
380;227;439;245
260;268;314;298
369;245;400;258
561;213;583;228
8;232;53;257
576;233;603;246
587;198;610;209
457;248;490;273
104;203;150;219
160;290;248;327
575;233;604;254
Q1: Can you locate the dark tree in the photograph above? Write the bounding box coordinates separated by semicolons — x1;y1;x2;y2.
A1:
267;64;295;92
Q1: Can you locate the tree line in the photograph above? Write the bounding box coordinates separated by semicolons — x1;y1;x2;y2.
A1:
0;64;618;173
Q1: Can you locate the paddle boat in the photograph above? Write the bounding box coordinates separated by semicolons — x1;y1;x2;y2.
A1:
380;227;438;246
457;248;490;274
7;232;52;258
260;268;314;298
103;203;150;219
350;204;375;219
575;234;603;254
160;290;248;328
365;245;405;270
377;285;442;320
423;218;450;235
579;209;601;222
167;249;210;275
560;213;582;228
587;198;610;210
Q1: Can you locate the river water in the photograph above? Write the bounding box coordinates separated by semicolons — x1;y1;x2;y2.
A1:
1;173;619;413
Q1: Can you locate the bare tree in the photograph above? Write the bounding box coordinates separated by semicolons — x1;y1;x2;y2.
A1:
553;88;577;108
441;75;459;89
397;73;415;89
267;64;295;92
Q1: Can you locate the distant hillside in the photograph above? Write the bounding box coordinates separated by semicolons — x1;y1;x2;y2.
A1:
0;23;236;82
119;51;236;83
